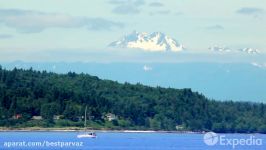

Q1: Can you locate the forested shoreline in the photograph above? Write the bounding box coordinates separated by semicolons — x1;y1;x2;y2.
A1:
0;65;266;133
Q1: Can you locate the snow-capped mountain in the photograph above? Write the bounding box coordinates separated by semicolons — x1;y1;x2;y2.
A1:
209;46;231;52
251;62;266;69
210;46;262;54
239;48;260;54
109;31;184;52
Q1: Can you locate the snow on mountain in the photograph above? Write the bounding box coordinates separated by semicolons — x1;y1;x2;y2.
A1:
209;46;231;52
143;65;152;71
109;31;184;52
210;46;261;54
239;48;260;54
251;62;266;69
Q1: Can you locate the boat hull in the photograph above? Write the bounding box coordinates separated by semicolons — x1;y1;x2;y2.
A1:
77;134;97;138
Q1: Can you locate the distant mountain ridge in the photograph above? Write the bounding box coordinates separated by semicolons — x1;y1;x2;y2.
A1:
209;46;231;52
109;31;184;52
239;48;260;54
209;46;261;54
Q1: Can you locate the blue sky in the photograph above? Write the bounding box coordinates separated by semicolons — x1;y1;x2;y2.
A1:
0;0;265;62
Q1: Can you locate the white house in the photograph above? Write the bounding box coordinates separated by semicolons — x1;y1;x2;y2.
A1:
105;113;117;121
32;116;42;120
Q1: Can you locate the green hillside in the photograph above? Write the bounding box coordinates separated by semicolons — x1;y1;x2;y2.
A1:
0;65;266;133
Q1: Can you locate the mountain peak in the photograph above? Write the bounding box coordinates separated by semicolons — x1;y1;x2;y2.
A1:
209;46;231;52
239;48;260;54
210;46;261;54
109;31;184;52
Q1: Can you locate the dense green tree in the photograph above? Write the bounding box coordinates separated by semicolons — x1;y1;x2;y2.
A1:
0;67;265;132
41;103;59;123
63;102;81;121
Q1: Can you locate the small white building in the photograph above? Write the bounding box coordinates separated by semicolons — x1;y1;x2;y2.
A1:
53;115;63;120
32;116;42;120
105;113;117;121
176;125;184;130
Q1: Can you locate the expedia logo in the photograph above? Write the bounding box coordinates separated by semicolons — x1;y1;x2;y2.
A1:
203;132;218;146
203;132;263;149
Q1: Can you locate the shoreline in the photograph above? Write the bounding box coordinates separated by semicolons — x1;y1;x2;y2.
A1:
0;127;202;133
1;127;264;134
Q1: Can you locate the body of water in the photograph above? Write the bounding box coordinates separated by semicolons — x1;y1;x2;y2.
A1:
0;131;265;150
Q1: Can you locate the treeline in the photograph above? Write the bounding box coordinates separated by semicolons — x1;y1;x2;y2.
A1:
0;65;266;133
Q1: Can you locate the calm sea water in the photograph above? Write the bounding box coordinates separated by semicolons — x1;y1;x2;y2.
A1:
0;131;265;150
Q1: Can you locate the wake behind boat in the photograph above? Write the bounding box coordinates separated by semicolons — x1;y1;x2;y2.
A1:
77;106;97;138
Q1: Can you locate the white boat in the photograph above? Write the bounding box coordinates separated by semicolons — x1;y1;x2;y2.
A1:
77;106;97;138
77;132;97;138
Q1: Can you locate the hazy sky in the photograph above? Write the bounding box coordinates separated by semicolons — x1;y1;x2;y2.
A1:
1;0;266;101
0;0;265;62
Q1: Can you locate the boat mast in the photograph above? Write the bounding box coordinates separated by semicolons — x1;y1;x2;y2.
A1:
84;105;87;131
